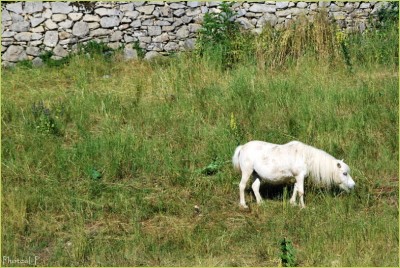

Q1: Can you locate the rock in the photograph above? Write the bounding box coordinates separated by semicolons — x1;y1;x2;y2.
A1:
187;2;201;8
58;20;73;29
152;2;165;6
107;42;120;50
44;19;58;30
169;3;186;9
132;2;145;7
310;3;318;10
162;25;175;32
68;13;83;21
276;2;289;9
90;28;112;37
330;4;341;12
360;3;371;9
31;17;45;28
59;31;71;40
153;32;169;42
72;21;89;37
155;20;171;26
188;23;202;33
136;5;155;15
276;9;292;17
144;51;161;60
43;31;59;47
14;32;32;42
236;17;255;30
11;13;24;23
32;57;43;67
120;3;134;12
125;11;140;19
6;2;23;14
2;9;12;22
88;22;100;30
258;13;278;27
52;14;68;22
95;8;121;17
53;45;68;57
148;26;162;36
25;2;44;14
183;38;196;50
138;36;151;43
31;33;42;40
319;1;330;8
9;21;30;32
176;25;189;38
208;2;221;8
159;6;171;17
2;31;16;38
164;41;179;51
130;20;141;28
142;19;154;26
2;45;27;62
31;26;45;33
174;9;186;17
251;28;263;35
186;8;201;17
100;16;121;28
42;8;52;19
29;40;43;46
110;31;123;41
83;14;100;22
51;2;73;14
26;46;41;56
249;4;276;13
124;47;138;60
297;2;308;8
332;12;346;20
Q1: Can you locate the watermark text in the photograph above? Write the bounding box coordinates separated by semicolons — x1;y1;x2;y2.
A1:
2;256;39;266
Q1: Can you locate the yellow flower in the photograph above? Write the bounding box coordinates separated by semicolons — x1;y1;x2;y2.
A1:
230;113;237;132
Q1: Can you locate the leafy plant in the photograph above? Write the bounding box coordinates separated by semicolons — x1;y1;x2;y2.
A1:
280;238;297;267
133;40;146;59
196;2;246;68
39;50;72;67
198;159;229;176
376;1;399;27
31;101;64;136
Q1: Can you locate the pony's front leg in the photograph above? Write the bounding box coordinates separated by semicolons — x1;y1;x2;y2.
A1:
290;173;306;208
295;173;306;208
289;186;298;206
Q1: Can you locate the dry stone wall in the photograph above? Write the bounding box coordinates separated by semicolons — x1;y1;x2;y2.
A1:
1;1;388;66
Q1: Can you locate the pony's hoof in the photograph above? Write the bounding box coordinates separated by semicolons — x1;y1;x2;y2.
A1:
239;204;249;209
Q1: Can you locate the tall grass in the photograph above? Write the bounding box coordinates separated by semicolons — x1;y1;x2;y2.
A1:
1;12;398;266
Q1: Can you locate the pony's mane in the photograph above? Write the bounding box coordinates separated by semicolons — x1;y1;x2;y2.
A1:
292;142;339;187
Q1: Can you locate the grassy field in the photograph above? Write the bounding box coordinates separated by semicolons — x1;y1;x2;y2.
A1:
1;15;399;267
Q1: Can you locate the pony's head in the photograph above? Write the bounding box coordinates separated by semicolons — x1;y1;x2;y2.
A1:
335;160;355;192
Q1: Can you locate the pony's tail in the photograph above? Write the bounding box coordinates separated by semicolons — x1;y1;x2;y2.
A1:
232;145;243;172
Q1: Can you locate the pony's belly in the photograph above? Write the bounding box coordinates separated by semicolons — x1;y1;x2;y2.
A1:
256;168;294;184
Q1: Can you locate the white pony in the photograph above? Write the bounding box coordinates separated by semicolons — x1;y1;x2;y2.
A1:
232;140;355;208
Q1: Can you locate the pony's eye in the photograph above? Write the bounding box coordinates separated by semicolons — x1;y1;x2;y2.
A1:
343;172;348;176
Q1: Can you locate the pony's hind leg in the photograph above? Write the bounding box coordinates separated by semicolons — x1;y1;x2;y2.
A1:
239;169;252;208
252;174;263;204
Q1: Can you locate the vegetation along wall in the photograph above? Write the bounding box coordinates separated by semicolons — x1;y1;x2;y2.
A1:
1;1;390;66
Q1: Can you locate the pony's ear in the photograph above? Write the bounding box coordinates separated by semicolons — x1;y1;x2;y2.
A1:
337;162;341;168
